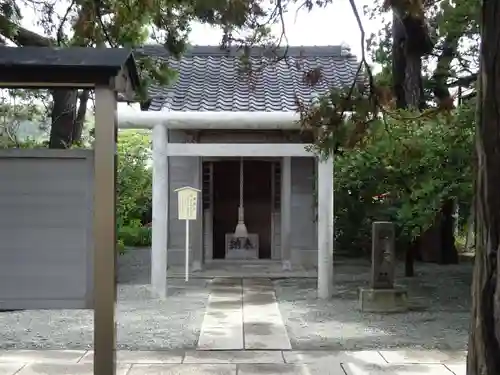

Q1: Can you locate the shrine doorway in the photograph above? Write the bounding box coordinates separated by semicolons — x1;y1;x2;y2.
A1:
212;159;273;259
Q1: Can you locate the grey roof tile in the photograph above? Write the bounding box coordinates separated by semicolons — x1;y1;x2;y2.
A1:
137;45;360;112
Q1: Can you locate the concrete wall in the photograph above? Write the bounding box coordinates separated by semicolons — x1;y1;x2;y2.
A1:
167;130;200;265
290;157;317;266
0;149;94;310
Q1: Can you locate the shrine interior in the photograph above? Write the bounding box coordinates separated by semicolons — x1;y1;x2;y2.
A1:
211;159;273;259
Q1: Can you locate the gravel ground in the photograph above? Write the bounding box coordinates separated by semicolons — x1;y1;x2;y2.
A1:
274;260;472;351
0;279;210;350
0;247;473;351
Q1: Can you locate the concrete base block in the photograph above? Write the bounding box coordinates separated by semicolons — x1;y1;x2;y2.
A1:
358;287;408;313
282;260;292;271
192;260;202;272
226;249;258;260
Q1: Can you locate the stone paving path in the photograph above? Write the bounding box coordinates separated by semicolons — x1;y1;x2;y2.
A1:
0;349;466;374
197;278;291;350
0;276;469;373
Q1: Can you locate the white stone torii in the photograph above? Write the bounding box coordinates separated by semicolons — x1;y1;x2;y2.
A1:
117;110;334;299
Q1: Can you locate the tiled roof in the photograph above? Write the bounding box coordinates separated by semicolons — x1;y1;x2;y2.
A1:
136;45;360;112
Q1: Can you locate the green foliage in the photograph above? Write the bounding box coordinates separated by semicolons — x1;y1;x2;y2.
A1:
0;0;311;150
0;90;48;146
118;221;152;248
334;104;475;254
0;0;288;102
116;130;152;248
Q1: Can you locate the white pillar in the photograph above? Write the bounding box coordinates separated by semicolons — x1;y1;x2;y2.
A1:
281;157;292;270
151;124;169;298
317;155;334;299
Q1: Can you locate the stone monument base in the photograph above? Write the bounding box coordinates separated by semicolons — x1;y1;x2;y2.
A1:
358;287;408;313
226;248;258;260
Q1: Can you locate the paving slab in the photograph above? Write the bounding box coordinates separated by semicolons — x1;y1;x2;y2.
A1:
283;350;386;365
237;363;346;375
242;279;291;350
79;350;183;364
0;363;25;375
0;350;86;363
342;363;455;375
379;350;467;364
127;363;237;374
445;364;466;375
183;350;284;364
16;363;131;375
197;279;243;350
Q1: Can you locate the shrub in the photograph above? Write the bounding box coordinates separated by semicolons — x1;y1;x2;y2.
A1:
118;224;152;247
116;130;153;249
117;130;152;225
333;105;475;255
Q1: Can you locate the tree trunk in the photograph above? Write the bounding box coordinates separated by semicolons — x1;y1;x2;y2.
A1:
429;37;460;266
392;11;460;272
49;90;78;149
0;17;87;149
392;13;407;110
48;89;88;148
392;12;425;276
415;36;461;267
391;0;461;275
467;0;500;372
418;200;459;264
73;90;90;143
439;199;458;264
404;52;424;110
431;36;459;109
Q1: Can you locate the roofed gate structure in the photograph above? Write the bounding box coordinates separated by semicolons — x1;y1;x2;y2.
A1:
0;46;140;375
120;45;359;299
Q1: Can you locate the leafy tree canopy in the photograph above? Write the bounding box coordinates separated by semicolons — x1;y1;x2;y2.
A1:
0;0;321;95
0;0;338;147
364;0;479;106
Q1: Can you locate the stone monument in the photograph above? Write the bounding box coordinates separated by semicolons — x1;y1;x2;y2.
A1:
359;221;408;312
225;233;259;260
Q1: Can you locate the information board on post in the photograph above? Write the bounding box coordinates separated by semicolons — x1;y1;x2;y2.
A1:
174;186;201;281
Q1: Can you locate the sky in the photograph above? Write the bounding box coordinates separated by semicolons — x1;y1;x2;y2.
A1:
186;0;379;59
19;0;380;59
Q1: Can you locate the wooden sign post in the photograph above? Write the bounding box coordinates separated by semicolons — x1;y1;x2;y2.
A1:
174;186;201;282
